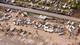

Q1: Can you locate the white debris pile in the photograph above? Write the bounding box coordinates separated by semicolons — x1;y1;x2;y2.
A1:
33;21;44;29
38;15;48;20
15;18;32;25
42;22;54;33
11;0;15;3
53;25;64;35
21;12;28;17
0;14;12;21
33;21;65;34
66;21;79;36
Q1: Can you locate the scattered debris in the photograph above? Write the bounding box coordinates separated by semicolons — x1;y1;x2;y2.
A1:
38;15;47;20
0;14;12;21
33;21;65;34
15;18;32;25
66;21;80;36
0;2;80;45
21;12;28;17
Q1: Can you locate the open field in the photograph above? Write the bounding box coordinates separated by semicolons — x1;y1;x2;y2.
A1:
0;1;80;45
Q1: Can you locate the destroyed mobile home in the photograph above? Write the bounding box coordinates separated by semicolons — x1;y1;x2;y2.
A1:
14;16;80;36
0;0;80;15
0;7;79;37
0;1;80;45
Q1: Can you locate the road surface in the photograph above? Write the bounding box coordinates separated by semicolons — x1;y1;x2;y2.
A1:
0;3;80;22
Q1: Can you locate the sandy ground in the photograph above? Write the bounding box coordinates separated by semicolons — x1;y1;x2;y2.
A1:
0;8;80;45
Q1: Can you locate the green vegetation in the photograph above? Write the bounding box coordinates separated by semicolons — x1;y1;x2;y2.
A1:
13;0;80;15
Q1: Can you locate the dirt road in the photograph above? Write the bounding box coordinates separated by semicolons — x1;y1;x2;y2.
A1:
0;3;80;22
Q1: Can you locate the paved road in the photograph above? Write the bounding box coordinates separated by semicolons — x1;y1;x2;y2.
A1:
0;3;80;22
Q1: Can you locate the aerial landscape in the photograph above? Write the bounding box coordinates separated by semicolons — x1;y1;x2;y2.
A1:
0;0;80;45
